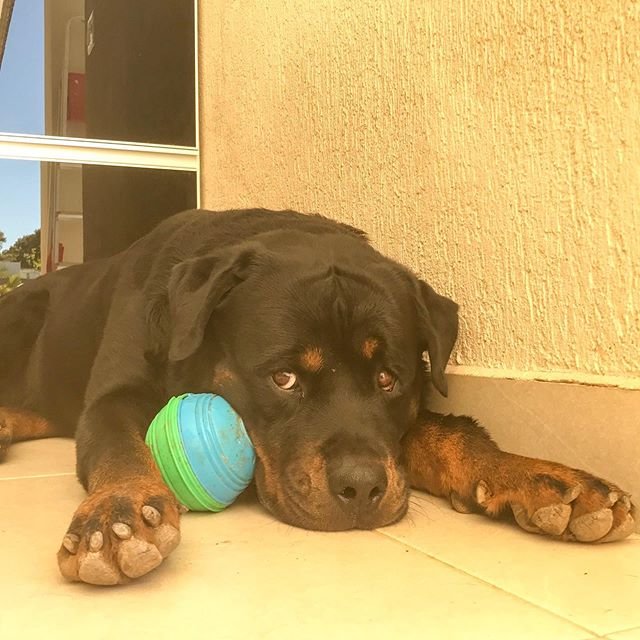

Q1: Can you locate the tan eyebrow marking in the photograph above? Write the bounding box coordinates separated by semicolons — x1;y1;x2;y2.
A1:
361;337;380;360
300;346;324;372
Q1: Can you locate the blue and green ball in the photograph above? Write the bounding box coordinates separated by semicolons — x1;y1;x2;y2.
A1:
145;394;255;512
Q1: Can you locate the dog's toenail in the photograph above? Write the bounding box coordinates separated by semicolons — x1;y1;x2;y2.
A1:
142;505;161;527
450;491;474;514
89;531;104;552
475;481;491;506
562;484;582;504
63;533;80;554
112;522;133;539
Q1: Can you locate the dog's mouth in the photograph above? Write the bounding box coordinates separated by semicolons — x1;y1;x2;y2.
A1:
252;455;411;532
267;492;410;531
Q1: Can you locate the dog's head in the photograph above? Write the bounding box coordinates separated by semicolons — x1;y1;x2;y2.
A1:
159;226;458;530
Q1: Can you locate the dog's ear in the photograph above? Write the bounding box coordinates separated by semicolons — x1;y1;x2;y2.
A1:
166;244;259;362
414;279;459;397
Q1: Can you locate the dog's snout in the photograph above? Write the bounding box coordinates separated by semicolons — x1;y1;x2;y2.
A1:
328;456;388;511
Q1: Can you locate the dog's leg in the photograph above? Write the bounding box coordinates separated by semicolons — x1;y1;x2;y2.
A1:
0;407;60;462
403;411;636;543
57;391;181;585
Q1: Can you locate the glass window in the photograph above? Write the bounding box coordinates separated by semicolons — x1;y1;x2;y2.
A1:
1;158;43;287
0;158;196;275
0;0;196;146
1;1;199;278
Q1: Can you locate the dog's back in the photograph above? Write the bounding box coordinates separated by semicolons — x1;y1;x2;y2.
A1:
0;257;117;433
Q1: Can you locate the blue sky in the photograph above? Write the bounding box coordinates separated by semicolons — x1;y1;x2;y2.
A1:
0;0;44;247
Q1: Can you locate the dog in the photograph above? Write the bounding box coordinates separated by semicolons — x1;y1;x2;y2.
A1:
0;208;635;586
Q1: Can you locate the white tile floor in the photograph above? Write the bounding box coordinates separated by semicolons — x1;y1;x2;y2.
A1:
1;438;638;640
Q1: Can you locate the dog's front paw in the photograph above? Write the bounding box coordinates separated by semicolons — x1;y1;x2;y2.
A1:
475;456;636;543
57;478;181;585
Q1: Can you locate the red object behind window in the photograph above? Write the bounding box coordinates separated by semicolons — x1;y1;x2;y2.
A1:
67;73;85;121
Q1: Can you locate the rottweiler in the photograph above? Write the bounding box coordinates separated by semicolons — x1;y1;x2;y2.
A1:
0;209;635;585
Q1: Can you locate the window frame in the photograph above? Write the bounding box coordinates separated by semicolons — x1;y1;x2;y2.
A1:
0;0;201;192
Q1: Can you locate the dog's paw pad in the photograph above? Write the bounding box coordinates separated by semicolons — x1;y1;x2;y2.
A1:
511;504;541;533
78;552;120;586
117;537;163;579
531;503;572;536
569;508;614;542
598;513;636;543
154;524;181;557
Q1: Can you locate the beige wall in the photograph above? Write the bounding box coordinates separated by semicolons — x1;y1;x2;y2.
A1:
199;0;640;383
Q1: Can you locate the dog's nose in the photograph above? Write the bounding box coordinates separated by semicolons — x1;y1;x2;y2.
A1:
327;456;388;511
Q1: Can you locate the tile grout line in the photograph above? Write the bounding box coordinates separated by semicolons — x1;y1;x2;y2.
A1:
0;472;76;481
372;528;601;639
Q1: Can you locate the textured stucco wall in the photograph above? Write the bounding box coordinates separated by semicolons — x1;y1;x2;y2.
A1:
198;0;640;381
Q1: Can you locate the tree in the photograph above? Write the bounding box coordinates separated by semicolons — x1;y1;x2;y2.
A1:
0;272;22;296
0;229;41;270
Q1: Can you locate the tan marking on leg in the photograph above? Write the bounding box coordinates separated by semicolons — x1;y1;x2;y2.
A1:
86;430;162;492
0;407;59;441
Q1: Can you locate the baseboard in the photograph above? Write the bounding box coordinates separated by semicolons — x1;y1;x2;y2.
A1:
446;364;640;390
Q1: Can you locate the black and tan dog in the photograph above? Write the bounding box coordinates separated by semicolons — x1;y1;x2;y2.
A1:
0;209;635;585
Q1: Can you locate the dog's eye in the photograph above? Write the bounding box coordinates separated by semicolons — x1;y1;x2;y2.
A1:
377;370;396;392
272;371;298;390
